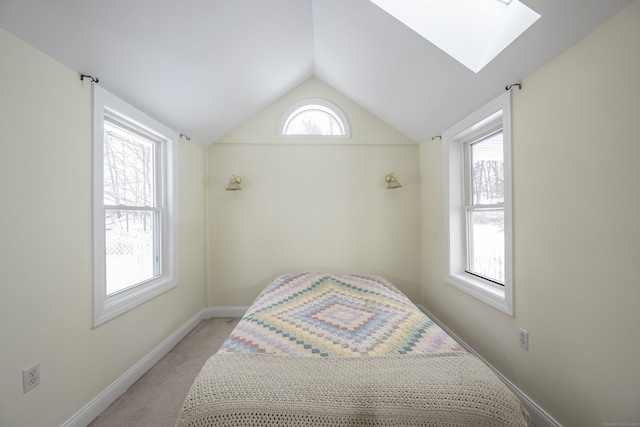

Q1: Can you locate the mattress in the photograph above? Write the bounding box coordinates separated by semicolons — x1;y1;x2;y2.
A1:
176;273;531;427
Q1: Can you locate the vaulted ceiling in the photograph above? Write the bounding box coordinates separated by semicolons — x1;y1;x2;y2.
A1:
0;0;632;145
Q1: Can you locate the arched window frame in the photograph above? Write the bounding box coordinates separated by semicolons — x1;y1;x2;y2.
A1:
278;98;351;138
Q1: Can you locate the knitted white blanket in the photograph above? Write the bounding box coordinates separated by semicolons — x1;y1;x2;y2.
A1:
176;352;531;427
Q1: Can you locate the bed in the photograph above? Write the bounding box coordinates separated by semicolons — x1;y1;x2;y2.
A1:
176;273;531;426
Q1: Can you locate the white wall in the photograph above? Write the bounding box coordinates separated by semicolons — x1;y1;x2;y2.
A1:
207;78;421;306
0;28;207;426
420;2;640;425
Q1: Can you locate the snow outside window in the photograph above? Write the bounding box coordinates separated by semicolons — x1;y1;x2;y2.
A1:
443;92;513;316
92;86;177;327
465;130;505;285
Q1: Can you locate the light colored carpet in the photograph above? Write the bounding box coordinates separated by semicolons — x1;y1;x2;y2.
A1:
89;317;240;427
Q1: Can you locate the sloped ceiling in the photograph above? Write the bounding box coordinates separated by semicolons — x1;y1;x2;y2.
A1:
0;0;632;145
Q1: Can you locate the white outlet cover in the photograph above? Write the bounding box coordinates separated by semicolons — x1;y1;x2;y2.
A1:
518;328;529;350
23;363;40;393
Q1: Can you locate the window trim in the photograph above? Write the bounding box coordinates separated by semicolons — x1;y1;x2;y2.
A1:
277;98;351;138
443;92;513;316
92;85;178;327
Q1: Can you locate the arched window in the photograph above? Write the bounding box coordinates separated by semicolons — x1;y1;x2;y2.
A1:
278;98;350;138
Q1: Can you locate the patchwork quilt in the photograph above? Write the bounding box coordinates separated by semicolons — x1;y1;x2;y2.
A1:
217;272;463;357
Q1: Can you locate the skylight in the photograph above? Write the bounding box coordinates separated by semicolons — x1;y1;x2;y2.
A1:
369;0;540;73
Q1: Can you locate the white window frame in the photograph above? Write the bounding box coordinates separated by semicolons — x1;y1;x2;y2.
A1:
92;86;178;327
443;92;513;315
278;98;351;138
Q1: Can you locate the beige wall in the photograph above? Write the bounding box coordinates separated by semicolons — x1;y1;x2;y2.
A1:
207;78;421;306
219;77;417;146
420;2;640;425
0;28;207;426
3;1;639;425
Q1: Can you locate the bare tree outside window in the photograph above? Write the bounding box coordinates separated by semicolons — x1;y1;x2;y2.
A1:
279;100;349;138
467;131;505;284
285;108;344;136
103;121;159;295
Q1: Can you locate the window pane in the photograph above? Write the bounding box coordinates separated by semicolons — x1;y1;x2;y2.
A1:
471;131;504;205
105;209;158;295
468;209;504;284
104;121;155;207
284;108;344;136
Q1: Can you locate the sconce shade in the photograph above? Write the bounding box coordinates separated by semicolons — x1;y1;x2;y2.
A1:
226;175;242;190
385;172;402;189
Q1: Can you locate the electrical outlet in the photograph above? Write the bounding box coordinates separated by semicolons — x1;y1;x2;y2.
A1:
518;328;529;350
23;363;40;393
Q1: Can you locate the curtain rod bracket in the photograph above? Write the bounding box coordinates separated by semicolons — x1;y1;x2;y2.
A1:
80;74;99;83
505;83;521;91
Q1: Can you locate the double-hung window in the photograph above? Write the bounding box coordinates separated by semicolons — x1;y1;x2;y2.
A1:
93;86;177;327
443;92;513;315
465;129;505;284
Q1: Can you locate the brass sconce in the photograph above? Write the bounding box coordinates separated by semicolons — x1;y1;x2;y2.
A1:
385;173;402;189
226;175;242;191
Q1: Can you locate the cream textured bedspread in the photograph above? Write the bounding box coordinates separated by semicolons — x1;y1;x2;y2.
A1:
176;352;531;427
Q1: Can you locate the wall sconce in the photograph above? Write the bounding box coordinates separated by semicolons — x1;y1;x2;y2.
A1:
226;175;242;191
385;173;402;189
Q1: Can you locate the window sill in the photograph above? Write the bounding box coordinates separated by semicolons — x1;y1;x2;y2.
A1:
94;277;177;327
445;272;513;316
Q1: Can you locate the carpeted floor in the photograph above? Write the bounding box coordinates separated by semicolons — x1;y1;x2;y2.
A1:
89;317;240;427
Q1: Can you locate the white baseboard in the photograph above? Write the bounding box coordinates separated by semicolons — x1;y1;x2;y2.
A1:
60;309;209;427
416;304;562;427
205;306;248;318
65;304;555;427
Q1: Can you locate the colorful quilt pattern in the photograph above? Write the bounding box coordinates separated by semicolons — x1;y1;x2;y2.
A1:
218;273;463;357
